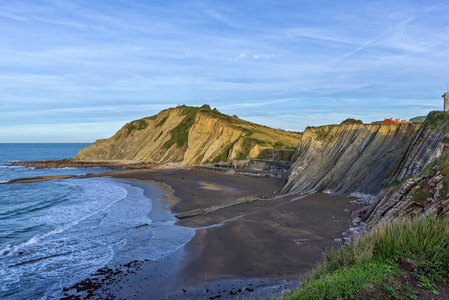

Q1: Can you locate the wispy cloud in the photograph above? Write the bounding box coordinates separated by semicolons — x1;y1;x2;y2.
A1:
229;53;248;61
0;0;448;141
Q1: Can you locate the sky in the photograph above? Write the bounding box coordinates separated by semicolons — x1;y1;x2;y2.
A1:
0;0;448;142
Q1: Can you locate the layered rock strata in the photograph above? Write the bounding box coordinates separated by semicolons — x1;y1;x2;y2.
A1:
73;105;301;166
363;111;449;225
283;123;421;194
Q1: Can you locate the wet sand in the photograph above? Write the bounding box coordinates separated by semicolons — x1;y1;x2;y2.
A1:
101;169;364;299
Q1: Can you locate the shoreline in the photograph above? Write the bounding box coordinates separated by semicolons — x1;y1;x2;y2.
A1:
105;169;365;298
59;177;194;300
5;167;366;298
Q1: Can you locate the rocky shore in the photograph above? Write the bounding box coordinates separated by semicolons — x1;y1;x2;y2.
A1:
9;159;155;169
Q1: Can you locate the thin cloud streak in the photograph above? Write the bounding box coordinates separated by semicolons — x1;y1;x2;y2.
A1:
0;0;448;142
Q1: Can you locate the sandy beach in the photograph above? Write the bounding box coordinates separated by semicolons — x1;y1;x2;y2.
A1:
55;168;364;299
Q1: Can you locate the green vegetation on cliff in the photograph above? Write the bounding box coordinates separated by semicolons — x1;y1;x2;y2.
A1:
304;126;335;142
212;144;233;163
155;116;168;127
409;149;449;203
280;217;449;299
257;148;296;161
410;116;426;123
162;105;199;149
421;111;449;133
341;118;363;125
125;119;148;135
160;104;300;160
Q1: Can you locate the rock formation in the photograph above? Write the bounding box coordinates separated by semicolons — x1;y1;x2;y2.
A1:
363;111;449;226
364;171;449;227
73;105;301;166
283;122;421;194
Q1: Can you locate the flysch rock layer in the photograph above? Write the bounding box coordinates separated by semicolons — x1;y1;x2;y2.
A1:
283;123;421;195
364;111;449;226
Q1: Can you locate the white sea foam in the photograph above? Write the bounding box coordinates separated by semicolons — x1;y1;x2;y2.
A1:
1;177;194;299
1;179;129;257
348;192;376;204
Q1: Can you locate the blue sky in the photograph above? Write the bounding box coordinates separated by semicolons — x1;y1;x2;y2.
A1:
1;0;448;142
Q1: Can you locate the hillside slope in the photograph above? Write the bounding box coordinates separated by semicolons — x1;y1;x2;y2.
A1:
73;105;301;166
283;122;421;195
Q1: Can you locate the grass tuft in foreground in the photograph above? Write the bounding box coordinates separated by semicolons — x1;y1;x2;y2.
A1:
278;217;449;299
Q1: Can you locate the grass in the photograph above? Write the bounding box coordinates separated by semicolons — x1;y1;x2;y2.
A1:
341;118;363;125
125;119;148;135
287;262;397;300
408;150;449;202
155;116;168;127
305;126;335;142
154;104;300;160
423;111;449;130
162;106;199;149
257;148;296;161
212;143;233;163
419;111;449;138
235;137;267;160
409;116;427;123
385;178;405;188
199;104;236;123
162;105;248;151
279;217;449;299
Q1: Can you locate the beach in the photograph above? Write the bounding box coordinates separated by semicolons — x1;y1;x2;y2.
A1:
58;168;364;299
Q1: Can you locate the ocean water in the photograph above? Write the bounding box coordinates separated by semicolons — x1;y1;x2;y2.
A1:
0;144;194;299
0;143;110;182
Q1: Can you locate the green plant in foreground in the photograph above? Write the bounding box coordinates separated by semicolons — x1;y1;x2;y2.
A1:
417;274;439;295
278;217;449;299
284;261;397;300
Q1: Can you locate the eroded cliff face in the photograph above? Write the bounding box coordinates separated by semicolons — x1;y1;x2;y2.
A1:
363;111;449;226
388;113;447;182
73;105;301;166
364;171;449;227
283;123;421;195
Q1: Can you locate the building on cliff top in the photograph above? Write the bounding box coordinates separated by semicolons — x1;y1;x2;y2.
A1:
443;91;449;112
380;118;408;124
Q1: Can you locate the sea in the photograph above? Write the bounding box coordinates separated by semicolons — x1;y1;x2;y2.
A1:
0;144;194;299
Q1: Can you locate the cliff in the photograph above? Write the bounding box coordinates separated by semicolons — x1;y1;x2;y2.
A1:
73;105;301;166
364;111;449;226
283;122;421;195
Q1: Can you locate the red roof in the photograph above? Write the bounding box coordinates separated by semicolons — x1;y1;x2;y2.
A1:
380;118;405;124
